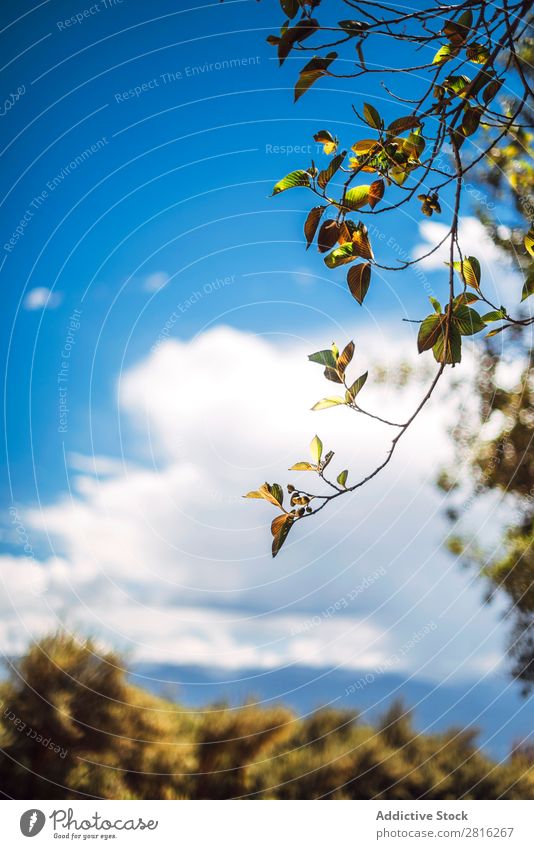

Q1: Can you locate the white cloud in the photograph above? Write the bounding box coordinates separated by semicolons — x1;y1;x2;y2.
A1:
0;326;507;682
413;215;523;306
23;287;62;310
143;271;170;292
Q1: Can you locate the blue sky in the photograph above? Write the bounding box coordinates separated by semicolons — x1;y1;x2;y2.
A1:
1;0;531;747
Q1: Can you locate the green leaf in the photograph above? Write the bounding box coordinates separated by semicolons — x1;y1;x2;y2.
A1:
310;435;323;465
525;229;534;258
318;151;346;189
304;205;326;249
521;268;534;301
363;103;382;130
271;483;284;508
429;296;441;313
452;305;485;335
433;43;459;64
311;396;346;411
244;482;284;509
337;340;355;375
432;325;462;364
271;514;294;558
347;262;372;305
481;309;506;322
272;169;310;195
289;461;317;471
402;129;425;158
342;185;370;211
295;52;337;102
453;291;479;306
346;371;368;402
308;348;337;368
444;74;471;97
324;242;359;268
337;469;348;487
417;313;446;353
453;256;481;288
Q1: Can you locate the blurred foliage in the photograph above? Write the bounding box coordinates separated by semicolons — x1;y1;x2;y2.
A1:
1;634;534;799
438;36;534;692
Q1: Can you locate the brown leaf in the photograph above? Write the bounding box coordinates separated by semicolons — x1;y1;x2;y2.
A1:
347;263;371;304
317;219;341;253
368;178;385;209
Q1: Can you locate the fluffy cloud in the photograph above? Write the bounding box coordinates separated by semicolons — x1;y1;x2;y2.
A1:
414;215;522;305
0;326;507;681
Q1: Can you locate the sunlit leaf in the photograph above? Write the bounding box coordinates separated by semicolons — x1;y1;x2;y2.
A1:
466;42;490;64
271;513;294;557
368;178;385;209
433;43;459;64
429;296;441;313
452;256;481;288
342;185;370;211
289;461;317;471
304;205;326;249
454;292;479;306
525;228;534;258
482;309;506;322
347;262;371;304
337;340;355;375
318;151;346;189
324;242;359;268
313;129;338;155
417;313;445;353
311;396;346;410
352;226;374;259
244;482;284;509
272;169;310;195
310;434;323;465
346;371;368;402
337;469;348;487
351;139;380;155
387;115;421;135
